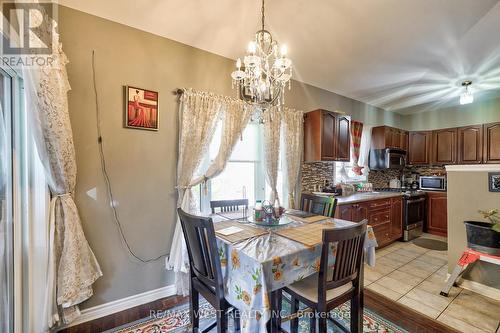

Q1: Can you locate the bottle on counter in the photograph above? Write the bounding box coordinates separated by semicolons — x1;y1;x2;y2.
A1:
254;200;263;221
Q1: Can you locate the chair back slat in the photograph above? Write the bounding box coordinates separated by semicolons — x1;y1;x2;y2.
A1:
300;194;337;217
210;199;249;214
318;220;367;300
178;208;224;294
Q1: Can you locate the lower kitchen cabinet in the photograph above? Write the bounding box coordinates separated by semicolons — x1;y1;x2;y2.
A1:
391;197;403;239
426;192;447;237
335;196;403;247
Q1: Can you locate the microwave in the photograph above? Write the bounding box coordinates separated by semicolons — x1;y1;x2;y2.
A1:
419;176;446;191
369;148;406;170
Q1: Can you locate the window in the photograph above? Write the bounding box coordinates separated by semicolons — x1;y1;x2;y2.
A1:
0;66;48;333
198;121;285;213
0;66;14;333
334;161;367;184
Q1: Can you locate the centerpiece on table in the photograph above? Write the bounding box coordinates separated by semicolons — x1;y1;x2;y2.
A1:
253;200;286;226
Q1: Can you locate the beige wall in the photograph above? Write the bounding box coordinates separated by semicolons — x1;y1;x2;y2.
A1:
58;6;400;308
447;167;500;289
401;97;500;131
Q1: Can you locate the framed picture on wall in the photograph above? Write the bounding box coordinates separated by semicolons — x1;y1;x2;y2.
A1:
125;86;159;131
489;172;500;192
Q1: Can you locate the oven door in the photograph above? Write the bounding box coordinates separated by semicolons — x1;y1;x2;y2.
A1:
404;197;426;241
406;197;426;225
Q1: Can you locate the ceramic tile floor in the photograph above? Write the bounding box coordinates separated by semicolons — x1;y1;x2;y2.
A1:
365;234;500;333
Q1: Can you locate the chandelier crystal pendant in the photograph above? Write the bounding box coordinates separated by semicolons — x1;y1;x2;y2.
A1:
231;0;293;121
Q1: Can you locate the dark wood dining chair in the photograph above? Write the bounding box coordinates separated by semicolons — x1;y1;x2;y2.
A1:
210;199;249;214
281;219;368;333
177;208;239;333
300;194;338;217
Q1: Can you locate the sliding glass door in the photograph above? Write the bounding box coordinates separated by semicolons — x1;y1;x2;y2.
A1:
0;67;14;333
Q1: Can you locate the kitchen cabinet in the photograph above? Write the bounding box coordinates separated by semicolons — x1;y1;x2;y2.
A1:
401;131;409;151
426;192;447;237
321;111;336;160
304;110;350;162
483;122;500;164
335;115;351;161
457;125;483;164
391;197;403;240
432;128;457;165
408;131;432;165
371;126;406;150
335;196;402;247
337;204;353;221
391;128;402;149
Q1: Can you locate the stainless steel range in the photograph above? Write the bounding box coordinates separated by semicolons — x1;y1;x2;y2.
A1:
374;188;426;241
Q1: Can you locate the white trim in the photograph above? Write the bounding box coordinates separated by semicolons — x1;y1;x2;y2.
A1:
447;273;500;301
446;164;500;172
58;285;177;330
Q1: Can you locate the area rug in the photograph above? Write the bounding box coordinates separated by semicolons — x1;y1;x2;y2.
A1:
107;299;409;333
413;238;448;251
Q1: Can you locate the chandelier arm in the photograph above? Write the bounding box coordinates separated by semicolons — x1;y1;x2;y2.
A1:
261;0;265;31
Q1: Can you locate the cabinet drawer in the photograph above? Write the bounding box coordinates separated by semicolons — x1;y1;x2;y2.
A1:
368;199;391;210
372;222;391;246
369;209;391;225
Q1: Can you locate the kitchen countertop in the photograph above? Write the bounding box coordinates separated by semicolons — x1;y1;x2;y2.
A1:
310;191;403;205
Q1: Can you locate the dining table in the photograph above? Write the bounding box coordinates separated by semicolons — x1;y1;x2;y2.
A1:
209;210;378;333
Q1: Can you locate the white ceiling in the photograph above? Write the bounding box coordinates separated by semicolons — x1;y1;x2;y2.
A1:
59;0;500;114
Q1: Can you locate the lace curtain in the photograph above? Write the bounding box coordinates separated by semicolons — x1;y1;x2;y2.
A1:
263;107;282;204
167;89;251;295
20;3;102;326
282;107;304;208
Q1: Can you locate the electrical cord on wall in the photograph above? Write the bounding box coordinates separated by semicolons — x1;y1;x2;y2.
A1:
92;50;169;263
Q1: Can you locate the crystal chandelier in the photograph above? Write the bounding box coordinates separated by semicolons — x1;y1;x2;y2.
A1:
231;0;293;120
460;80;474;105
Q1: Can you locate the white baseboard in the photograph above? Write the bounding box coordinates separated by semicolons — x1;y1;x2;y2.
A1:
447;274;500;301
58;284;177;330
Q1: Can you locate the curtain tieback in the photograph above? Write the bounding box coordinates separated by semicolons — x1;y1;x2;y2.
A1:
175;176;209;191
53;192;72;199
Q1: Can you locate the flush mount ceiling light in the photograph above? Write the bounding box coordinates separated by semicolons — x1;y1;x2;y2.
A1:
231;0;293;120
460;80;474;105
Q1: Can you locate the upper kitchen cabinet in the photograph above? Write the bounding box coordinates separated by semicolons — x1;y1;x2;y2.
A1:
335;115;351;161
432;128;457;165
483;122;500;163
408;131;431;165
457;125;483;164
371;126;407;150
303;109;350;162
401;131;409;151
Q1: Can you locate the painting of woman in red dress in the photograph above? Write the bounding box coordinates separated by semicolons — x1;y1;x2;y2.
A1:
125;86;159;130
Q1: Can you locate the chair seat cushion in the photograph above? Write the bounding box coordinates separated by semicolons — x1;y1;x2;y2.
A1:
287;274;353;303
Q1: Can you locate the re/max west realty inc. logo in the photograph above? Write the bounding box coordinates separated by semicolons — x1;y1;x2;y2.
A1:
1;1;56;67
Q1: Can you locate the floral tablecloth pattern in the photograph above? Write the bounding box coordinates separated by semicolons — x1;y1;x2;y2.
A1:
215;218;378;333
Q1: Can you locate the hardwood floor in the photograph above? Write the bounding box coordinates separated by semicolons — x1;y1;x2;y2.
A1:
365;289;459;333
61;290;458;333
59;295;187;333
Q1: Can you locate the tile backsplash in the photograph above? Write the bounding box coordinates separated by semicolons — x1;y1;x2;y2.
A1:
367;165;447;188
301;162;334;192
300;161;446;192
